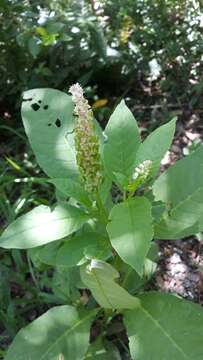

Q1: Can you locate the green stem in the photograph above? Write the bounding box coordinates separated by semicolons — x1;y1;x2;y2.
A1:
27;252;40;291
96;192;109;224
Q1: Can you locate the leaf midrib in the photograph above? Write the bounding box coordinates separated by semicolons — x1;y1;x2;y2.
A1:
91;268;114;308
156;185;203;236
140;306;190;360
2;213;88;242
40;311;95;360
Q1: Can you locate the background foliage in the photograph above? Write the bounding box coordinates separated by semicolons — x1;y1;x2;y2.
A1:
1;0;203;122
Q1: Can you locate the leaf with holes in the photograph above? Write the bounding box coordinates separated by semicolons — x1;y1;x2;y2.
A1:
5;305;97;360
81;260;140;309
124;292;203;360
0;204;89;249
21;88;78;179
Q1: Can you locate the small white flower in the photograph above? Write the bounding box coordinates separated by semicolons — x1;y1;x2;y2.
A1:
132;160;152;181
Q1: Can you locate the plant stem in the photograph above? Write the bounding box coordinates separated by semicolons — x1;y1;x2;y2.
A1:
96;192;109;224
27;252;40;291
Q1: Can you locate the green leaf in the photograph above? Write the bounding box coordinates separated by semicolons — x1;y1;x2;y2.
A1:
85;338;121;359
124;292;203;360
50;178;92;208
134;118;176;177
52;267;81;302
21;89;78;179
28;240;62;266
103;100;141;180
81;260;140;309
113;171;129;190
5;305;97;360
56;232;110;267
121;243;158;294
88;22;107;60
153;146;203;239
28;37;41;58
0;204;89;249
153;146;203;207
107;197;154;275
155;187;203;239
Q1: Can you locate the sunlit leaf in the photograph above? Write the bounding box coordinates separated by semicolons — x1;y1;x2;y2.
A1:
0;204;89;249
134;118;176;177
124;292;203;360
21;88;78;180
103;100;141;181
107;197;153;275
81;260;140;309
5;305;97;360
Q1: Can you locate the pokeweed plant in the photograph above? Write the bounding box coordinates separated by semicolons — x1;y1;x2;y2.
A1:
1;84;203;360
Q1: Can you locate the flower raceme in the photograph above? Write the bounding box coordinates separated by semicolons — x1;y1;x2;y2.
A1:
69;83;102;195
132;160;152;182
127;160;152;193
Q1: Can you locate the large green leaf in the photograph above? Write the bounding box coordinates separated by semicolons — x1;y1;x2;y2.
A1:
21;88;78;179
134;118;176;177
103;100;141;180
50;178;92;208
153;147;203;239
124;292;203;360
0;204;89;249
153;146;203;207
155;187;203;239
5;305;97;360
81;260;140;309
106;197;154;275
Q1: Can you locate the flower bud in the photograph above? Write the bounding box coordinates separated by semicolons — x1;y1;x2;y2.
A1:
132;160;152;182
127;160;152;193
69;83;102;194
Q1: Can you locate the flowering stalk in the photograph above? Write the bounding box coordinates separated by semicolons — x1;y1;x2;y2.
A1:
127;160;152;195
69;83;102;195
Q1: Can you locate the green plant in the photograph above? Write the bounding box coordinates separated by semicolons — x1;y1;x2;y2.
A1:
1;84;203;359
